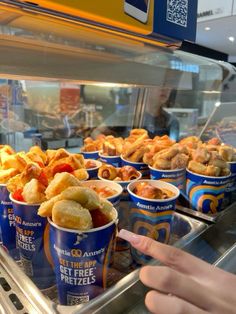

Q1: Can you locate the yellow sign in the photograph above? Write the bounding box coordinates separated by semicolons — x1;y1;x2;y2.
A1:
36;0;154;35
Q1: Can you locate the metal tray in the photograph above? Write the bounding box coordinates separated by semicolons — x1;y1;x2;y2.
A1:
0;212;207;314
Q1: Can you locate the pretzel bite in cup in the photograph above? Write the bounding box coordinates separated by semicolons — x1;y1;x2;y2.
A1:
37;181;118;305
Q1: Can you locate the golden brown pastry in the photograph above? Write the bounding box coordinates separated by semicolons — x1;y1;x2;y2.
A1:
118;166;140;181
37;195;62;217
52;200;93;230
6;174;23;193
219;146;234;162
188;161;207;175
45;172;82;199
171;153;189;170
152;158;171;170
0;168;19;184
205;165;221;177
192;148;211;164
60;186;101;210
1;152;26;171
72;169;88;181
98;164;118;180
99;198;117;221
22;179;46;204
133;182;175;199
20;163;42;186
29;146;47;165
26;152;45;167
130;129;148;137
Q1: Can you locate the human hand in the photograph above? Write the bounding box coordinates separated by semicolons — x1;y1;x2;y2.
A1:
118;229;236;314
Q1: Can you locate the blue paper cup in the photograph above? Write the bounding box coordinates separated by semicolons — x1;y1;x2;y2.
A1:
224;161;236;206
48;208;118;305
186;169;231;214
0;185;19;260
99;153;122;167
85;159;102;180
121;155;149;178
127;180;179;264
10;195;55;289
149;166;186;192
81;151;100;160
82;180;123;209
98;172;142;251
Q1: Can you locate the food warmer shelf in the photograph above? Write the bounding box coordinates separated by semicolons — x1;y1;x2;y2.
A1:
0;211;207;314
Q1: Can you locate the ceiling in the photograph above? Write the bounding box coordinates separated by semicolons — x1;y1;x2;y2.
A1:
196;15;236;60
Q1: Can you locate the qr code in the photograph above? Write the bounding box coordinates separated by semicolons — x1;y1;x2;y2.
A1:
166;0;188;27
67;294;89;305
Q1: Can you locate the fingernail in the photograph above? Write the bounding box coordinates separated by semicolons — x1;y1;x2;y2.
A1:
118;229;141;245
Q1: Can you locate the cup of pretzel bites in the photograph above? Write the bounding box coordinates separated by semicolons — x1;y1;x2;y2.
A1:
214;145;236;207
80;135;106;160
7;148;88;289
0;145;20;260
121;129;151;178
186;146;231;214
147;145;190;192
127;180;179;264
37;177;117;305
98;135;124;167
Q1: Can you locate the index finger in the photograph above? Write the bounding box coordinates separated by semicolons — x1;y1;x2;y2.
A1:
118;229;215;277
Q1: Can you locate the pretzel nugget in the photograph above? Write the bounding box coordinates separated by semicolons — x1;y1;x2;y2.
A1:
205;166;221;177
99;198;117;221
45;172;82;199
192;148;210;164
22;179;46;204
155;147;179;161
0;168;19;184
29;146;47;164
60;186;101;210
72;169;88;181
52;200;93;230
6;174;22;193
188;161;207;175
38;195;62;217
152;158;171;170
171;153;189;170
219;146;234;162
1;153;26;171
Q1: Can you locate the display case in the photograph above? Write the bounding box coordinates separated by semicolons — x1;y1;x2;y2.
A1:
0;2;235;314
